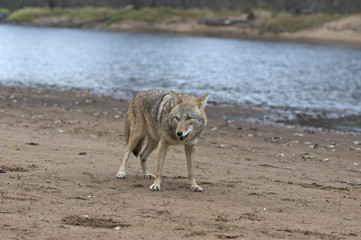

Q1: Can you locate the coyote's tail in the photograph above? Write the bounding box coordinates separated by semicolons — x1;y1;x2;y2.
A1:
125;119;130;145
125;119;143;157
132;138;144;157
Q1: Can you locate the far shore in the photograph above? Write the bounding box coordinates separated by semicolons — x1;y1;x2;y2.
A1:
103;16;361;48
3;13;361;48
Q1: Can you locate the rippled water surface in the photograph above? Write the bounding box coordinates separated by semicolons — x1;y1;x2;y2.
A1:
1;25;360;131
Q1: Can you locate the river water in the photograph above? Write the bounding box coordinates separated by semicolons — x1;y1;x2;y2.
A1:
0;25;360;131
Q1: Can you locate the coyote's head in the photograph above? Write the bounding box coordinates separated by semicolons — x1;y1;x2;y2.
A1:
169;91;209;142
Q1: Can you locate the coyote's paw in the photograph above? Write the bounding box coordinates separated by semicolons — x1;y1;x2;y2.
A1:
144;173;155;179
149;183;161;191
190;184;203;192
116;172;126;179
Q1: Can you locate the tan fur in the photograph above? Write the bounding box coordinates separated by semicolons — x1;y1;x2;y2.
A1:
116;89;209;192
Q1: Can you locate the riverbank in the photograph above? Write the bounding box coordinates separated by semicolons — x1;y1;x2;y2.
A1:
3;7;361;47
1;86;361;239
103;15;361;48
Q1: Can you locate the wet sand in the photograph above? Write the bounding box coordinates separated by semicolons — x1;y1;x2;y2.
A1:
1;86;361;239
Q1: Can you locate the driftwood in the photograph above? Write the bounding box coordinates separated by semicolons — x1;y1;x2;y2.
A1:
198;14;251;26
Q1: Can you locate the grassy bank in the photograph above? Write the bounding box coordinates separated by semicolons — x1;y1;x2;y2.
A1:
6;7;237;24
6;6;343;32
105;7;239;24
7;7;115;22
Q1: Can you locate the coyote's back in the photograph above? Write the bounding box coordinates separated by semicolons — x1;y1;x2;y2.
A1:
124;89;169;145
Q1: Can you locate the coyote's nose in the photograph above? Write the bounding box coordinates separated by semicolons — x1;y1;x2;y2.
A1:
176;131;183;137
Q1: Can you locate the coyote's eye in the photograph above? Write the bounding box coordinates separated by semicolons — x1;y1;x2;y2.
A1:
174;116;180;121
186;116;192;121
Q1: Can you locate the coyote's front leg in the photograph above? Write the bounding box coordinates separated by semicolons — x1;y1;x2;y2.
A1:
149;140;168;191
185;145;203;192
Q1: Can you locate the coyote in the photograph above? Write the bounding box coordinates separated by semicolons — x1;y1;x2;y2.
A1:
116;89;209;192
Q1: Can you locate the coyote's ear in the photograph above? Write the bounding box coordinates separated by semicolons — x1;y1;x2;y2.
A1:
197;93;209;109
170;91;183;104
169;91;183;107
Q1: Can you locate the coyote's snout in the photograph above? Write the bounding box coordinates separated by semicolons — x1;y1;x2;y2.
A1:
116;89;209;192
176;128;191;142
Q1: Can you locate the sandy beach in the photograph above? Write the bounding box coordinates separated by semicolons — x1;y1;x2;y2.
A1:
1;86;361;239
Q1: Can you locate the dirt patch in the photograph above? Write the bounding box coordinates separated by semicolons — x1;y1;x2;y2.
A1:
301;182;350;192
62;215;130;229
0;165;29;172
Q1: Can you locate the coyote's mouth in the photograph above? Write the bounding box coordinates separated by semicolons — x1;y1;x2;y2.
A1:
178;131;190;142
